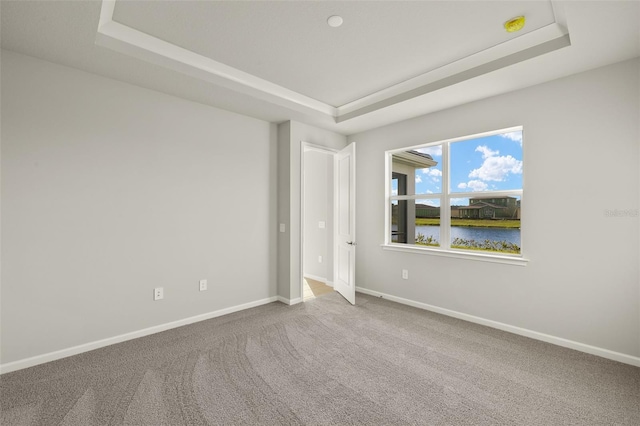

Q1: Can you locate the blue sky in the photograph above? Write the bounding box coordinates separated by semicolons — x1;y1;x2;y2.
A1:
415;130;522;196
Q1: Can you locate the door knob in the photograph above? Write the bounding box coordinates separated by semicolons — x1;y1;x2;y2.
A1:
346;241;357;246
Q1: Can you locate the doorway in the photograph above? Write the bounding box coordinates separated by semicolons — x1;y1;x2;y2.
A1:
301;142;356;305
301;144;335;301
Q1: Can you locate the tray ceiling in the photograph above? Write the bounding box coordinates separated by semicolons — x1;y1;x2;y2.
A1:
111;0;558;107
2;1;638;134
97;0;573;124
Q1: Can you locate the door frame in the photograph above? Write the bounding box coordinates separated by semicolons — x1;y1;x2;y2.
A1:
300;142;338;301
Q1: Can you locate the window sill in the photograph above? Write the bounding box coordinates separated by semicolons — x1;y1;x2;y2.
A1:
381;243;529;266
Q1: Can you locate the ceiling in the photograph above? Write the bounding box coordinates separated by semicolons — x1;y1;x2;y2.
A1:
1;1;639;135
112;0;558;107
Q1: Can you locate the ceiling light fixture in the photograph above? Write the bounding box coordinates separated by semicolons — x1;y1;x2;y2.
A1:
504;16;526;33
327;15;343;28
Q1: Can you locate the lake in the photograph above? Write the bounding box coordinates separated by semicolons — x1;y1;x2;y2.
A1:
416;225;520;245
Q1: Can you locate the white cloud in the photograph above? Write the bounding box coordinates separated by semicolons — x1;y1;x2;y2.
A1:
421;167;441;182
391;189;398;196
417;145;442;157
458;180;488;191
422;168;442;177
469;155;522;181
415;175;422;183
475;145;499;159
467;180;489;191
500;131;523;145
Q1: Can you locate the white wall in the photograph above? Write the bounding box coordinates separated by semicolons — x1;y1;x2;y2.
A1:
277;121;346;301
303;150;333;282
1;51;278;365
349;58;640;359
277;122;292;300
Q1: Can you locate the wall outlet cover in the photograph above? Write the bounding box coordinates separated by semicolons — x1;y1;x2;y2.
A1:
154;287;164;300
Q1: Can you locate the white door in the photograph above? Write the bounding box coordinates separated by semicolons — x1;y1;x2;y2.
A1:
334;142;356;305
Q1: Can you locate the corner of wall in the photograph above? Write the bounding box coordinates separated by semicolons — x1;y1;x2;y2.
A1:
277;121;292;300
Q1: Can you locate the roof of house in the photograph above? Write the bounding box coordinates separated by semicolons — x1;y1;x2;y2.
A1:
458;201;507;210
392;151;438;169
470;196;516;201
407;150;433;161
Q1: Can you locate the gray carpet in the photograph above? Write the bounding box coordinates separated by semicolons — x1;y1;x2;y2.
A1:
1;292;639;425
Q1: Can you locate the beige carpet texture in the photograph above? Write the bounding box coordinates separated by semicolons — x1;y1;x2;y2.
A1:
1;292;639;425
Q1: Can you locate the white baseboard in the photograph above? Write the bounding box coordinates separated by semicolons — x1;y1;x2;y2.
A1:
277;296;303;306
7;289;635;374
356;287;640;367
0;296;279;375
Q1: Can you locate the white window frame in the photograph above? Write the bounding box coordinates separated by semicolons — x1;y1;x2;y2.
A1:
383;126;528;266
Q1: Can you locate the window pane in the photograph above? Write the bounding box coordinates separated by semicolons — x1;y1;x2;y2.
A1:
391;199;441;246
414;145;442;195
391;200;407;243
391;146;442;195
450;131;522;193
415;198;440;247
450;196;521;254
391;172;407;197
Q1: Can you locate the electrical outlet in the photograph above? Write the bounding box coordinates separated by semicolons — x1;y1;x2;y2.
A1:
199;279;208;291
402;269;409;280
279;223;286;233
154;287;164;301
318;255;323;263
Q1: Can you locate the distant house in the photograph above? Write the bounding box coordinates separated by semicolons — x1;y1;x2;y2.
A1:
398;196;520;222
415;203;440;218
456;196;519;219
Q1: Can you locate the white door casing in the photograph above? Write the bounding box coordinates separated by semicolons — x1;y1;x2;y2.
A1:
334;142;356;305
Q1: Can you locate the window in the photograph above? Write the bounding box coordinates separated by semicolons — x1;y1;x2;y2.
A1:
385;127;524;261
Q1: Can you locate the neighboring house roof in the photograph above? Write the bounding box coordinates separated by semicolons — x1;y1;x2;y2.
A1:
470;196;516;201
392;150;438;169
407;150;433;161
458;201;507;210
415;204;439;209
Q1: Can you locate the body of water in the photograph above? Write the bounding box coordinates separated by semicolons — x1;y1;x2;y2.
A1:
416;225;520;245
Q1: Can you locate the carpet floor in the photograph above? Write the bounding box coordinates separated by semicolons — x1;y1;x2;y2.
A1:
1;292;639;425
